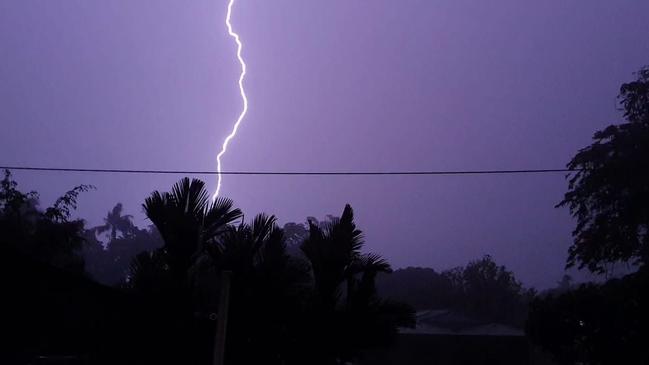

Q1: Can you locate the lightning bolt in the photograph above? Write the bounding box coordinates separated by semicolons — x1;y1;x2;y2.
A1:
213;0;248;200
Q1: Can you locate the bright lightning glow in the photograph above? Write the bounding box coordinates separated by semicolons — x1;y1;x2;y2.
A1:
213;0;248;200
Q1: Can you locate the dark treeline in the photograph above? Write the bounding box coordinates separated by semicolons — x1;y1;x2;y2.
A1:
377;257;535;328
82;203;162;286
0;174;572;364
1;66;648;364
81;203;534;328
525;67;649;364
1;173;415;364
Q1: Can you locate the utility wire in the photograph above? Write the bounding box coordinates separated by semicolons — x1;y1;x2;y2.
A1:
0;165;579;176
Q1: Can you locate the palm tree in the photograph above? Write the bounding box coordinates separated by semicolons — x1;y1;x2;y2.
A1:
300;204;413;363
347;253;392;309
209;213;284;270
142;178;242;282
300;204;389;310
205;213;307;365
94;203;135;242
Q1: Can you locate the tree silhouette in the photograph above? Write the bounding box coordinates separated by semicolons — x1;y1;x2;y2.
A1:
300;204;414;364
3;175;420;364
527;270;649;364
450;255;533;326
0;169;91;273
558;67;649;273
301;204;366;311
203;213;309;365
142;177;242;282
375;256;534;328
528;67;649;364
93;203;135;242
83;220;163;286
122;178;246;364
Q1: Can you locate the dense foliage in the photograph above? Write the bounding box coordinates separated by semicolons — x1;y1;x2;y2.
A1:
1;174;417;364
124;179;413;364
0;169;91;273
527;67;649;363
5;63;649;362
558;67;649;273
377;256;534;327
527;269;649;364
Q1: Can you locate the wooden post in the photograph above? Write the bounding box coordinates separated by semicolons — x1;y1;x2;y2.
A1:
213;270;232;365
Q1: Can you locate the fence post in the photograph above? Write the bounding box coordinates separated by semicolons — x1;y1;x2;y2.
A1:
213;270;232;365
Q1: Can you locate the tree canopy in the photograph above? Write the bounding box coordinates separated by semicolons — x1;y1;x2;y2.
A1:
0;169;91;273
558;67;649;273
527;67;649;364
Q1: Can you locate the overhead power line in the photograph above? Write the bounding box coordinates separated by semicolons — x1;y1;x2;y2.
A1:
0;165;579;176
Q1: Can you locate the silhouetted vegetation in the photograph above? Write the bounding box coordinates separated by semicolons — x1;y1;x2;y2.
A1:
527;269;649;364
527;66;649;364
4;65;649;364
377;256;534;327
83;204;162;285
1;169;91;273
299;205;416;363
2;173;417;364
558;67;649;273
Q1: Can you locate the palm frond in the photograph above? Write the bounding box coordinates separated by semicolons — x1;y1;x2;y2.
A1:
251;213;277;243
358;253;392;274
143;191;171;236
204;196;242;238
169;178;210;216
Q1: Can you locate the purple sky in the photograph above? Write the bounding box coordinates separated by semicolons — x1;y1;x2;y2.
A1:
2;0;648;288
